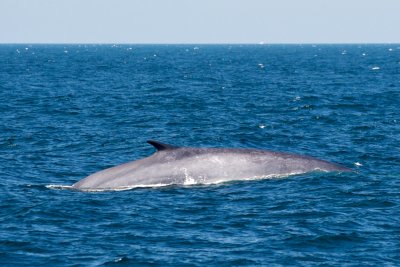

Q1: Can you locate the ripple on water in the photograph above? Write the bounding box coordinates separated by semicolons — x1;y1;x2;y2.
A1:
0;44;399;266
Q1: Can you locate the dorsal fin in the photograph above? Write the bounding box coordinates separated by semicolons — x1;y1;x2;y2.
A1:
147;140;177;151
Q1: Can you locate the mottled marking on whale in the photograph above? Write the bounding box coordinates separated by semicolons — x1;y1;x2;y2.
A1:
72;140;352;190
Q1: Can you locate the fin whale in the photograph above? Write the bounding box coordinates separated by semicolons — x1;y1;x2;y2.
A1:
72;140;352;190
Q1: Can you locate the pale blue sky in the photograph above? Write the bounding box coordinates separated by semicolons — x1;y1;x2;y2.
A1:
1;0;399;43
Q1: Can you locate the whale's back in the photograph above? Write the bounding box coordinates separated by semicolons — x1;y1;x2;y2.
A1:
72;141;352;190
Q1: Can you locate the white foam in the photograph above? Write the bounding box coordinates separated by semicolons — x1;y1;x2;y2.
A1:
81;184;171;192
204;173;302;185
354;162;363;167
371;66;380;70
46;172;305;192
46;184;74;190
46;183;170;192
182;167;198;185
183;178;197;186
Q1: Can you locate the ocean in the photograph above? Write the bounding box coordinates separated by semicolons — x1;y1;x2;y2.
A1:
0;44;399;266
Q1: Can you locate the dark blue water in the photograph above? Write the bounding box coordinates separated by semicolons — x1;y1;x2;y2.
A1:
1;44;399;266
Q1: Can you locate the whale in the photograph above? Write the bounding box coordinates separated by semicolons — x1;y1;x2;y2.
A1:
72;140;352;190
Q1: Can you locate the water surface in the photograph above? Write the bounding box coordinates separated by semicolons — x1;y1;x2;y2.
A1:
0;44;399;266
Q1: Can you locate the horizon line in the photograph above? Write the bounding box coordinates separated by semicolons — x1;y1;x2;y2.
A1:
0;42;399;45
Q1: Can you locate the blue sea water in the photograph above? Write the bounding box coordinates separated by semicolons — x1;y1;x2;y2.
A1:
0;44;399;266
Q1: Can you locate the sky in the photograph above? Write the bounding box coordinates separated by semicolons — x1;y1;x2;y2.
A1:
1;0;400;44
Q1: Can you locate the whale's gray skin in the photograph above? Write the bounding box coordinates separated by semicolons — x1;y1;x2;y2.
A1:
72;140;352;190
